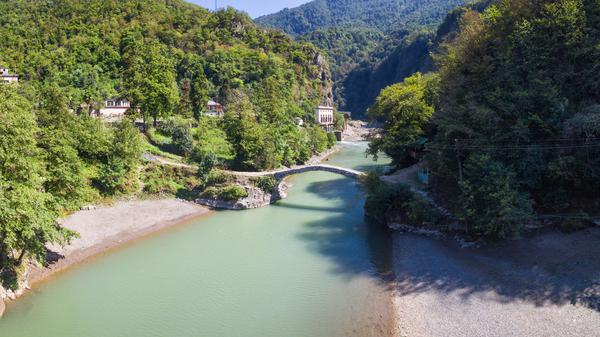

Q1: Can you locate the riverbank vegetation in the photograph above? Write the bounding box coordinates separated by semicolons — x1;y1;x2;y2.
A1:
365;0;600;239
0;84;143;289
0;0;335;289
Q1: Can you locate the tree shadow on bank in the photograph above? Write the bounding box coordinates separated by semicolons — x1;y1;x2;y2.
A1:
393;230;600;312
278;176;600;313
275;177;395;286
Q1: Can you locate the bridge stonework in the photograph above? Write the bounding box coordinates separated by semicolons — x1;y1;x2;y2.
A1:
271;165;363;180
230;164;364;181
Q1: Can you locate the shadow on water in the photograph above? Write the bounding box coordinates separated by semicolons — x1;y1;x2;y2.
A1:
285;170;600;313
277;176;394;285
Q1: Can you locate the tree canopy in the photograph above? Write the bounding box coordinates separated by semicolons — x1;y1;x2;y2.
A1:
427;0;600;236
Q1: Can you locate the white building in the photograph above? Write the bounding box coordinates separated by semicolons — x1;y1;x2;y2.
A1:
1;67;19;83
315;105;334;132
96;98;131;120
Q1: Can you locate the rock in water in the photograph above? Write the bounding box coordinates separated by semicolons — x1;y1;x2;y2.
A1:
0;299;5;318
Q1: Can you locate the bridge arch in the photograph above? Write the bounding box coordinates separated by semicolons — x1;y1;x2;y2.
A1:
229;164;364;181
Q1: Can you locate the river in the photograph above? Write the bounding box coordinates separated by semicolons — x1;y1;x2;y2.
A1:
0;142;395;337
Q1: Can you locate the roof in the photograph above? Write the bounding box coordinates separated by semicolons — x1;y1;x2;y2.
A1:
317;105;334;110
207;100;222;106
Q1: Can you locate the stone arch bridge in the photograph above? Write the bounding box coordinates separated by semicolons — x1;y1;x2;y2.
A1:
229;164;365;181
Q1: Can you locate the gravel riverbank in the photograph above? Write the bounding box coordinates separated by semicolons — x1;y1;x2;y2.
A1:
392;228;600;337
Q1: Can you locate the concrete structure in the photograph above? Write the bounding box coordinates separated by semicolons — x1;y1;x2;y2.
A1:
0;67;18;83
205;100;224;117
96;98;131;120
315;105;334;132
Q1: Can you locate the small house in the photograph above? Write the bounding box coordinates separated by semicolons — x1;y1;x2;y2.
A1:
315;105;334;132
0;67;19;84
204;100;224;117
96;98;131;120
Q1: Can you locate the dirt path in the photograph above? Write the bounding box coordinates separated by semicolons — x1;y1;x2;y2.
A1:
392;229;600;337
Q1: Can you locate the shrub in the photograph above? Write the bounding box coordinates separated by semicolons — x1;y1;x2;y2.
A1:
361;171;443;228
141;163;200;197
204;170;232;187
327;132;337;146
458;154;533;238
200;186;220;199
251;176;278;192
172;124;194;156
218;185;248;201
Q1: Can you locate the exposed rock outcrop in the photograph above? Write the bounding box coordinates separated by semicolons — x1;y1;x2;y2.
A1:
196;182;288;210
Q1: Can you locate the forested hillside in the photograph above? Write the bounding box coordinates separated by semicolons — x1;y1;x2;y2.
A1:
430;0;600;236
256;0;466;35
256;0;468;116
342;0;493;115
365;0;600;238
0;0;334;285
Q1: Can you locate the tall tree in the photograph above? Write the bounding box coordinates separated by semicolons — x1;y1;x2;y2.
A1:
367;72;438;166
122;37;179;128
0;86;76;273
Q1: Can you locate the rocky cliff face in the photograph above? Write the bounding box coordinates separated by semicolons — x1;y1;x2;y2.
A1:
313;51;334;107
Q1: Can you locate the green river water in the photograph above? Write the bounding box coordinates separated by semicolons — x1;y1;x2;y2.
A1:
0;142;394;337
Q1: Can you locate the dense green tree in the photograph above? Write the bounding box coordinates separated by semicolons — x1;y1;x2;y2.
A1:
367;72;438;166
0;86;76;272
122;39;179;128
428;0;600;233
222;92;278;170
458;154;533;238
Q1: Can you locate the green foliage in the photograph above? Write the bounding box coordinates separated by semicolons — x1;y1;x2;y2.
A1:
171;124;194;157
222;91;279;170
192;117;234;165
428;0;600;234
308;125;330;154
367;72;438;166
0;0;331;162
458;154;533;238
203;171;233;188
251;176;279;193
0;85;77;274
218;185;249;201
258;0;471;116
141;164;199;198
195;152;220;179
256;0;468;35
361;172;441;227
96;158;128;195
122;38;179;127
200;184;248;201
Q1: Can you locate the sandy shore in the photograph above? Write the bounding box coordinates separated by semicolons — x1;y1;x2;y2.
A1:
392;228;600;337
26;199;210;291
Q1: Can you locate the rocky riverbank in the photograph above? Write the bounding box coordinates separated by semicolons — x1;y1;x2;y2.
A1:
0;199;210;315
391;228;600;337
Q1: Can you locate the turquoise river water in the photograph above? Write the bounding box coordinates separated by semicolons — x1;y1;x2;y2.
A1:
0;142;394;337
